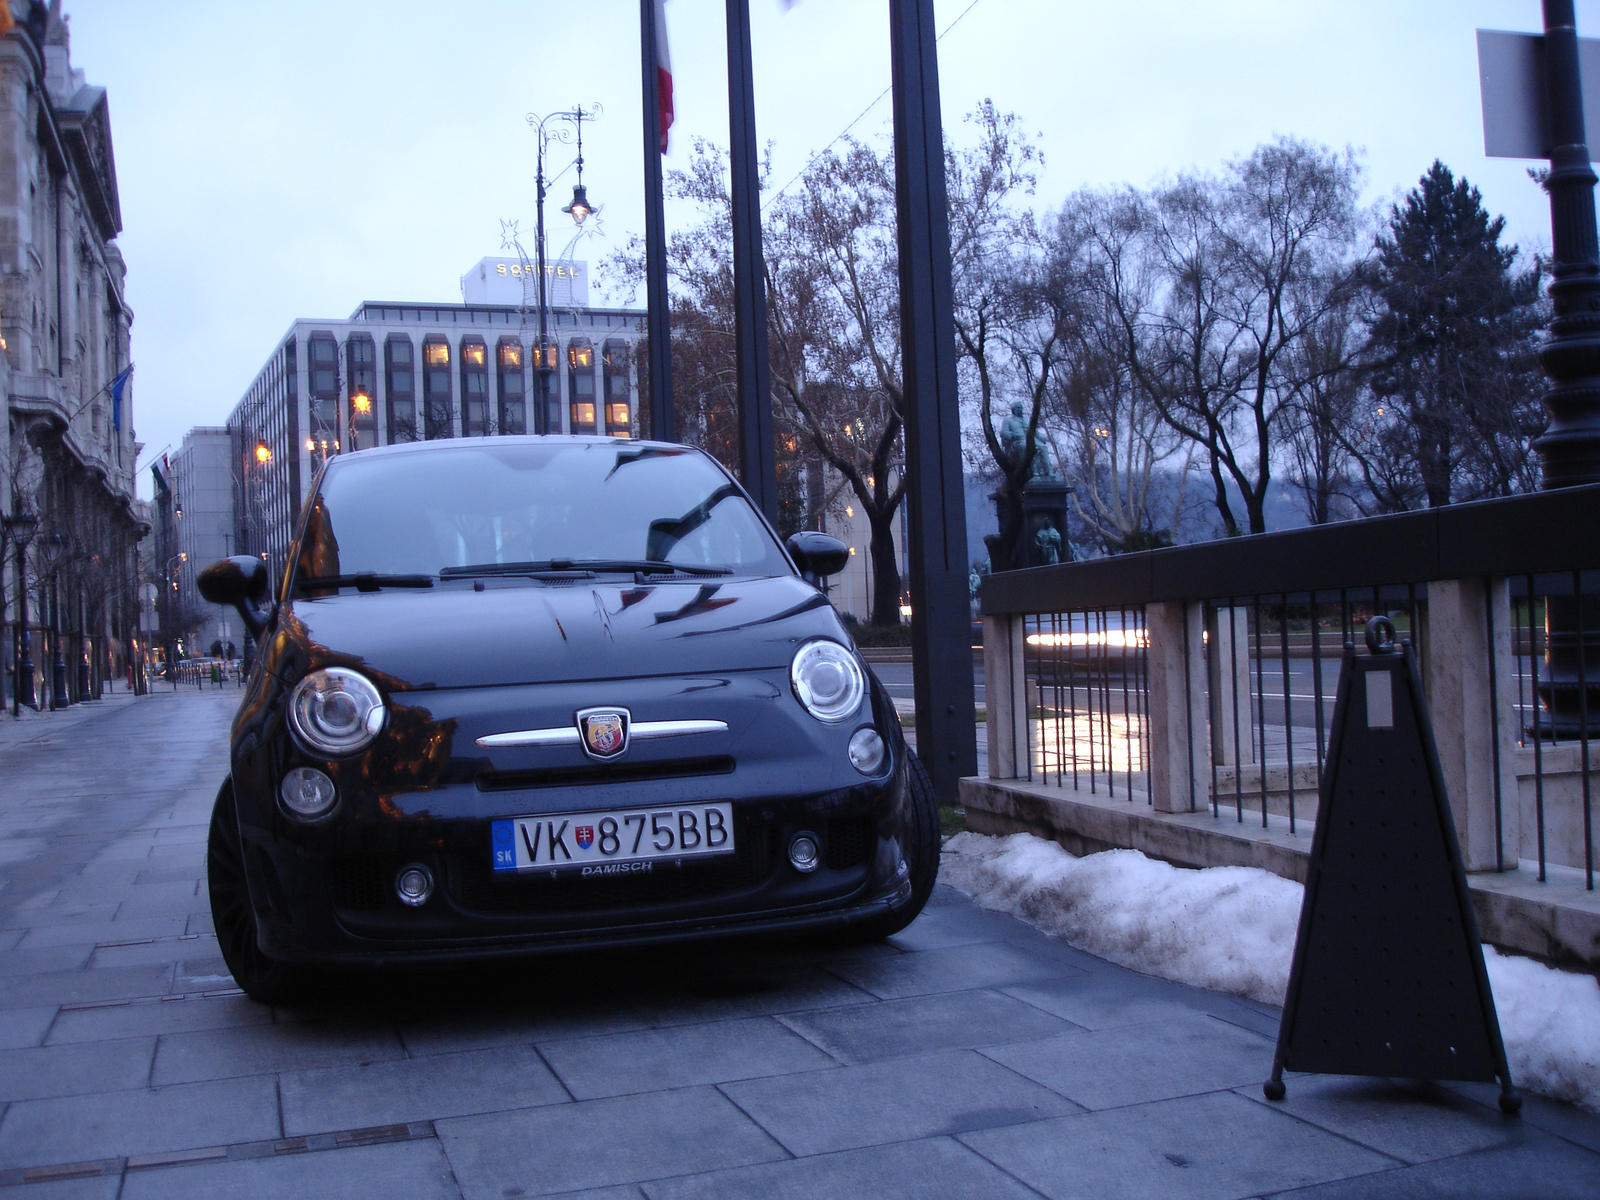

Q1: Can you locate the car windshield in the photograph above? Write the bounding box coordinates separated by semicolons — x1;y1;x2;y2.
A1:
294;441;790;583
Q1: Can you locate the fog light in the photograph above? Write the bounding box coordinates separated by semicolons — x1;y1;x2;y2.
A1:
278;767;337;819
788;832;820;873
395;863;434;907
848;727;885;774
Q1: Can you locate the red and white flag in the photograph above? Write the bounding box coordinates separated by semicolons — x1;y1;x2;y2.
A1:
654;0;673;154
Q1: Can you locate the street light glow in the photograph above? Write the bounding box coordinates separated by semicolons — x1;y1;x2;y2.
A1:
254;443;272;465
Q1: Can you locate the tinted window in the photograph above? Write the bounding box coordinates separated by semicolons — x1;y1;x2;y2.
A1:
300;442;788;579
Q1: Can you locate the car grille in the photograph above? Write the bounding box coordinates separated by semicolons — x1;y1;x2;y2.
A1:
476;756;734;792
328;855;390;912
825;816;876;871
444;834;770;914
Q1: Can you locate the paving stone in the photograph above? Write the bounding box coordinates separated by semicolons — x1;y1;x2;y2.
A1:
0;963;173;1009
780;987;1079;1064
0;1174;120;1198
436;1086;786;1197
0;1006;55;1049
540;1016;837;1100
0;1037;154;1101
0;946;92;976
880;901;1022;952
1002;967;1251;1032
635;962;877;1027
960;1089;1397;1200
1256;1135;1600;1198
45;993;270;1044
0;1076;280;1168
1447;1080;1600;1154
0;904;118;931
150;1017;407;1085
117;1137;461;1200
980;1011;1274;1110
15;918;188;950
85;936;216;969
821;940;1071;1000
642;1135;1042;1200
1236;1075;1531;1165
280;1045;569;1133
396;996;653;1056
721;1047;1081;1156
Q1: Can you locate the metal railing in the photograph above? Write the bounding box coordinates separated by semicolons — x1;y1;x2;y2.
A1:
980;484;1600;890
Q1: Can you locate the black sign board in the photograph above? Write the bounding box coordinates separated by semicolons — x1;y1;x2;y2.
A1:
1265;619;1519;1113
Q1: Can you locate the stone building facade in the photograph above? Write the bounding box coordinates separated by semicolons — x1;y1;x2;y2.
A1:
0;2;143;710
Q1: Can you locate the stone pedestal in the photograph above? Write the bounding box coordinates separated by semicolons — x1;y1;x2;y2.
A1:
988;481;1072;571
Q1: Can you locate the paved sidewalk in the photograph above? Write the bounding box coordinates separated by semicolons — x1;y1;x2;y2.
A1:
0;687;1597;1198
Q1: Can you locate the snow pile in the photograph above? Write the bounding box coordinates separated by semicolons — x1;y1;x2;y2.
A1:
940;831;1600;1111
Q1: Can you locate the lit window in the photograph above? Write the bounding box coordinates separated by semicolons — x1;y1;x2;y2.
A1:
499;343;521;369
569;344;593;369
463;342;486;367
424;341;450;366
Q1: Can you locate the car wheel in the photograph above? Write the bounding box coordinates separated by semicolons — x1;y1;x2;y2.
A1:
207;780;306;1005
837;751;940;943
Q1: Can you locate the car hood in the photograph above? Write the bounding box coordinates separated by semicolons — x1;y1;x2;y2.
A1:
263;574;850;690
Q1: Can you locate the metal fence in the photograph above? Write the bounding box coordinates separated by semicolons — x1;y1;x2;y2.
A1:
982;484;1600;891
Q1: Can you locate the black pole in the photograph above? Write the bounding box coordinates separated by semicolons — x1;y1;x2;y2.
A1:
13;537;32;712
535;133;554;437
49;568;66;709
1536;0;1600;734
889;0;977;802
640;0;675;442
725;0;777;523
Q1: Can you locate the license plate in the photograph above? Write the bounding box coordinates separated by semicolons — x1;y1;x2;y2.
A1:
491;803;735;875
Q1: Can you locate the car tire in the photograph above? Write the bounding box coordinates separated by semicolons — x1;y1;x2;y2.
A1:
207;780;307;1005
836;750;940;943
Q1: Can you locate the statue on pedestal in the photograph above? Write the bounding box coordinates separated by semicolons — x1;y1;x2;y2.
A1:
998;401;1058;482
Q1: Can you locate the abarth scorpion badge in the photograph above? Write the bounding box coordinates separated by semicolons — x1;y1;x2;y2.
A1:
577;707;630;760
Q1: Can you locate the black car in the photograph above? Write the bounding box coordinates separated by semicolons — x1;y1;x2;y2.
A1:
199;436;936;1002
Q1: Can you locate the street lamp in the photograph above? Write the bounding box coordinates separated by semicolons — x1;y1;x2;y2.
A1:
526;104;602;436
3;510;39;714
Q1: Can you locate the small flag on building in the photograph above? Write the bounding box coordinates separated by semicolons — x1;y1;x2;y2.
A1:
110;365;132;432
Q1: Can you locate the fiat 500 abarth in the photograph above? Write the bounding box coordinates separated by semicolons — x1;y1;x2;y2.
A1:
198;436;936;1001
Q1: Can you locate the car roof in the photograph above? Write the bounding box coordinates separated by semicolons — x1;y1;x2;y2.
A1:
329;435;687;465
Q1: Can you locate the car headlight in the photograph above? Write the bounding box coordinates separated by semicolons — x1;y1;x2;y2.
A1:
288;667;386;755
790;639;865;722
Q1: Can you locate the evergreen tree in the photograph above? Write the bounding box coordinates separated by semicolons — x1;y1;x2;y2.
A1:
1362;161;1546;508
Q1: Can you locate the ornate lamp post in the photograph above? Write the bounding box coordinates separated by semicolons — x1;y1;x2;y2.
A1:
526;104;601;435
1535;0;1600;734
3;510;39;714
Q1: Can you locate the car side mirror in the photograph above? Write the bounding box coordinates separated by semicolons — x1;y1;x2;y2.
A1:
786;532;850;586
197;555;272;638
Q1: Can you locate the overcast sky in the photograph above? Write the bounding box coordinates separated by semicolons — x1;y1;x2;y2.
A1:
57;0;1598;498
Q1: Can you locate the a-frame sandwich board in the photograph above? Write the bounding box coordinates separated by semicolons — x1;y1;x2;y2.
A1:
1265;618;1519;1113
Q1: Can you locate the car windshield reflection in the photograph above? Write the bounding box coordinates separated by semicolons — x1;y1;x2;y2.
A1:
295;441;788;585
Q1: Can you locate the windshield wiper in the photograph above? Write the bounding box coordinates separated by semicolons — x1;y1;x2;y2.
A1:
440;559;732;579
296;573;434;593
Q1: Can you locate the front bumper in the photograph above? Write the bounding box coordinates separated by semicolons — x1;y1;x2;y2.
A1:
230;668;912;965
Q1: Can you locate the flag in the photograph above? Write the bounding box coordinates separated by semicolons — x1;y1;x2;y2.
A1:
151;455;170;500
654;0;673;153
110;365;132;432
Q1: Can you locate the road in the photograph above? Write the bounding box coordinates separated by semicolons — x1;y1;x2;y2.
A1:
1;686;1596;1197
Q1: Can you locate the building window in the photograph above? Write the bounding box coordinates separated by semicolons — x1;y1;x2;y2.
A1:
568;337;596;434
348;335;377;450
534;337;559;433
306;333;340;465
461;336;488;436
385;336;416;442
603;339;632;438
497;337;525;435
423;336;453;439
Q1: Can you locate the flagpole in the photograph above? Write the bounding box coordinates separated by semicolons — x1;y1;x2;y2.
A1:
725;0;777;521
640;0;674;441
